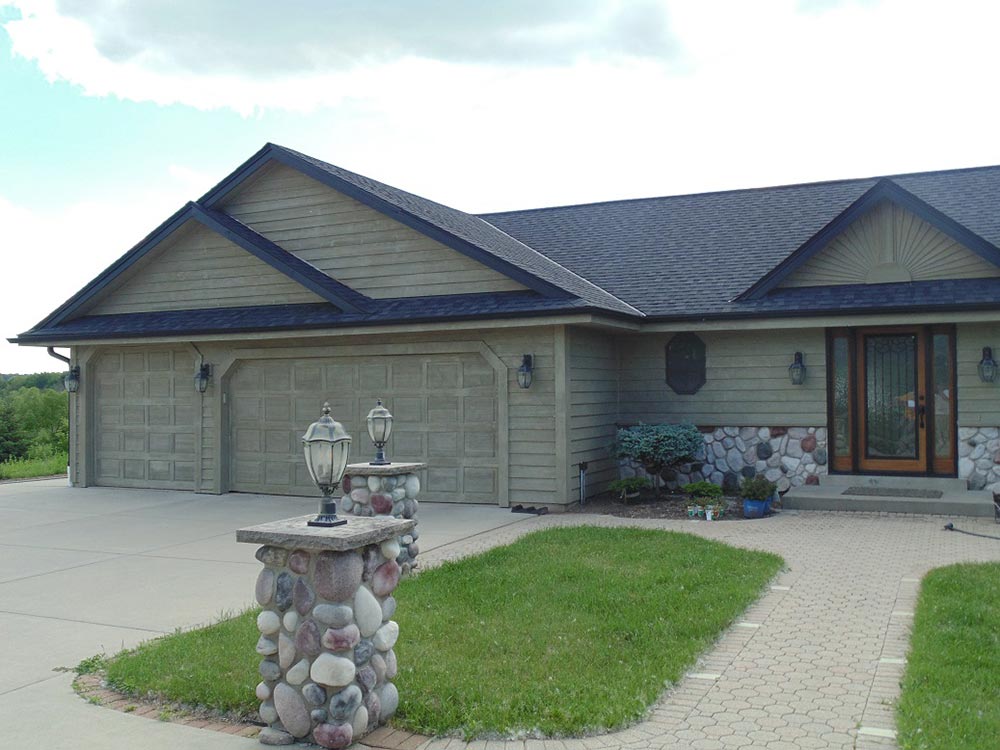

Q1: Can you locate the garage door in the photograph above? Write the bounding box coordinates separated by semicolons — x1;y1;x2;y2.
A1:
93;349;196;489
228;354;499;503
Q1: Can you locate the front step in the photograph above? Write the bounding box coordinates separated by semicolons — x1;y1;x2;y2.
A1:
783;484;995;517
819;473;969;492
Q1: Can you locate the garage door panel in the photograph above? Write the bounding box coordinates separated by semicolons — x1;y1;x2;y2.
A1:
230;353;499;502
93;349;196;490
262;366;292;392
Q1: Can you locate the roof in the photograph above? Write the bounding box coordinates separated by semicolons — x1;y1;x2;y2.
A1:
482;164;1000;318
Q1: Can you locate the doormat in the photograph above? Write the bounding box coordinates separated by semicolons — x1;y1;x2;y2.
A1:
842;487;943;499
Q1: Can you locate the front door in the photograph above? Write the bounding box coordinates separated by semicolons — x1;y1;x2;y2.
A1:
827;326;956;476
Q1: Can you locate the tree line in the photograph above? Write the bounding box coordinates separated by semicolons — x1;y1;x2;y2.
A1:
0;372;69;463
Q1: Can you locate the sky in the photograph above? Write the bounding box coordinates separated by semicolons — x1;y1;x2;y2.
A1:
2;0;1000;373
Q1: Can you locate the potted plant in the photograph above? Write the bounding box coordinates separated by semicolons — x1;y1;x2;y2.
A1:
741;476;777;519
685;480;723;519
608;476;651;503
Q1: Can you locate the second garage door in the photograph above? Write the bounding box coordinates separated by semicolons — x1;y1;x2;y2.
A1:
228;353;499;503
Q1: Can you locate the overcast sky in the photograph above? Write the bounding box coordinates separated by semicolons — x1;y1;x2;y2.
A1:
3;0;1000;373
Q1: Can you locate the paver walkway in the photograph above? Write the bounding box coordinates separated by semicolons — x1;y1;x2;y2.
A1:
367;510;1000;750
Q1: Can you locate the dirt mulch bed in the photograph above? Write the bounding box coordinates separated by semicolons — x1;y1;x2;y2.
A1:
569;492;776;521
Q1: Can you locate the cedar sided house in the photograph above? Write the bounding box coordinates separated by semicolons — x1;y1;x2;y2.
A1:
12;144;1000;514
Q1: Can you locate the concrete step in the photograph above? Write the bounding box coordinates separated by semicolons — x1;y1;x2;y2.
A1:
783;485;996;517
819;474;968;492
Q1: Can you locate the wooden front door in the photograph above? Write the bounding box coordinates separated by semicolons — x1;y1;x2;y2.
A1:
827;326;957;476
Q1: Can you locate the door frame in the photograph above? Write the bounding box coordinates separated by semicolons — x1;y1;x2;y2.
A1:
826;325;957;477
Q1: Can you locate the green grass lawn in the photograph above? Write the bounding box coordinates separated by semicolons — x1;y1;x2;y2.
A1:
897;562;1000;750
0;451;67;480
99;526;782;738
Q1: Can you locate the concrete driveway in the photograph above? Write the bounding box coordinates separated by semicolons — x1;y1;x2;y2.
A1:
0;478;531;749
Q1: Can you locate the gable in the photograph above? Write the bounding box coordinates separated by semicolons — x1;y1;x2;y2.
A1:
86;220;326;316
218;162;529;299
780;201;1000;288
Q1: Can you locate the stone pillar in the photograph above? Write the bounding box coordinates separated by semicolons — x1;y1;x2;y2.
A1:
341;462;425;573
237;514;415;748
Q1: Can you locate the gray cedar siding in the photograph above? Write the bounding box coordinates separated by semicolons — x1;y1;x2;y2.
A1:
566;327;620;500
956;322;1000;426
219;163;529;299
618;329;828;427
87;221;325;315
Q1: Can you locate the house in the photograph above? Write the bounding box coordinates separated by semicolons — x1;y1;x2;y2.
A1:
12;143;1000;513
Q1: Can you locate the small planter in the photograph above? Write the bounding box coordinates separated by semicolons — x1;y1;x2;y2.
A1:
686;505;699;518
743;498;768;519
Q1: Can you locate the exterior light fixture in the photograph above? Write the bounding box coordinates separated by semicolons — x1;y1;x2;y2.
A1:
517;354;534;389
64;366;80;394
366;398;394;465
978;347;998;383
194;363;212;394
301;403;352;527
788;352;807;385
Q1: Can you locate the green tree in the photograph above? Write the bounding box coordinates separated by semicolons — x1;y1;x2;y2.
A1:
8;388;69;454
0;372;64;395
0;399;29;462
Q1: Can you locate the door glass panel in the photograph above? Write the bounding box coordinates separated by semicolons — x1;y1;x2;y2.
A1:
932;333;953;459
831;336;851;458
865;335;918;459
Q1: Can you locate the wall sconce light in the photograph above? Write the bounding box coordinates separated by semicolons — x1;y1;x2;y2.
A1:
302;403;352;527
64;366;80;394
517;354;534;389
788;352;806;385
366;398;394;465
194;363;212;393
978;347;998;383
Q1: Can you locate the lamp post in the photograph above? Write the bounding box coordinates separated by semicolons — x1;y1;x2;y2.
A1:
302;403;352;527
366;398;394;465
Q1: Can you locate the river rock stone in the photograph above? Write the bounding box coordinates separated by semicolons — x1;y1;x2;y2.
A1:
322;624;361;652
370;652;386;683
328;684;363;721
354;639;374;665
313;604;353;628
256;681;272;701
786;440;804;459
722;471;739;492
256;635;278;656
311;653;356;688
351;705;369;739
287;658;310;685
258;610;281;635
354;586;382;637
278;632;296;669
756;442;773;460
274;682;311;738
256;569;275;606
806;474;820;485
313;722;353;750
258;727;292;745
350;488;369;505
259;660;281;681
275;572;294;611
302;682;327;706
370;493;393;514
295;619;321;657
365;691;381;723
380;539;401;561
282;610;299;633
311;708;328;724
372;561;401;596
378;682;399;719
294;578;316;615
801;434;817;452
259;701;278;724
373;621;399;651
814;447;828;465
402;498;418;519
356;664;377;691
315;551;363;602
289;549;310;574
256;546;288;567
741;466;756;478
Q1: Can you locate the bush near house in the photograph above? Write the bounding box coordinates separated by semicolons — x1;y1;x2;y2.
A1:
614;423;703;494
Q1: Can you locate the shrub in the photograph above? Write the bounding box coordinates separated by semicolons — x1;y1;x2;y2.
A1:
608;477;651;500
740;476;776;501
614;423;703;494
0;399;29;463
684;480;723;500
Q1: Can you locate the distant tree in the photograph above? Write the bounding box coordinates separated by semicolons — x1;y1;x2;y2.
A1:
8;388;69;454
0;399;29;462
0;372;65;395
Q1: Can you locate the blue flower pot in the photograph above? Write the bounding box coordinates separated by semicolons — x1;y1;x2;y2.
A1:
743;498;768;519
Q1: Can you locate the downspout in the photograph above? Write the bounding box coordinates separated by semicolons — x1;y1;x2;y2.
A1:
578;461;588;506
46;347;72;486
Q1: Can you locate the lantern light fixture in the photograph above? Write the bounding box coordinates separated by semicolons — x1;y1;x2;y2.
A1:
64;366;81;394
978;346;998;383
194;363;212;394
517;354;534;389
301;403;352;527
788;352;807;386
366;398;394;466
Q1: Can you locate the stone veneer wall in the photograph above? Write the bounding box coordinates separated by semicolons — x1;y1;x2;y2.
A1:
620;426;829;494
340;472;420;572
253;542;402;747
958;427;1000;492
